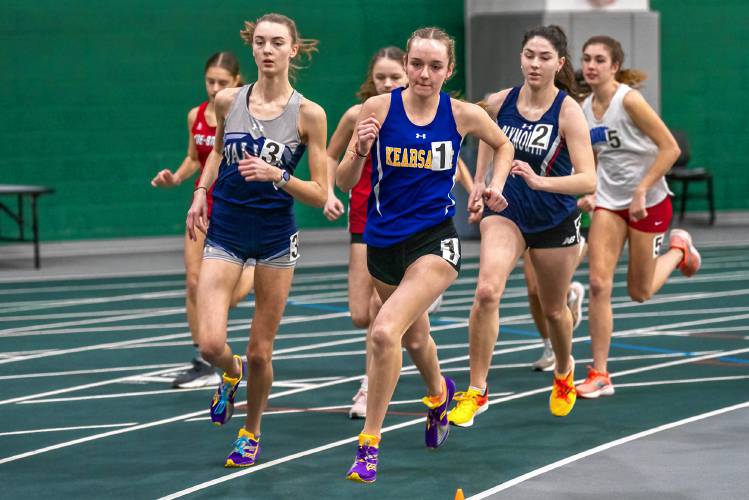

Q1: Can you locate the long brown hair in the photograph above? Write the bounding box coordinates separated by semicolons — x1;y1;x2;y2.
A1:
583;35;647;87
239;13;318;81
522;25;583;100
356;46;405;102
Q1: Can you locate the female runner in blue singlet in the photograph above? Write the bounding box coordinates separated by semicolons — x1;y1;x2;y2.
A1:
336;27;514;484
448;25;596;426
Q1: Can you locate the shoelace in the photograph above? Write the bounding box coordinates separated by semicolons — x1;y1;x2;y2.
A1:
214;381;231;414
452;391;480;404
584;366;609;385
356;446;377;465
553;377;573;403
233;437;257;456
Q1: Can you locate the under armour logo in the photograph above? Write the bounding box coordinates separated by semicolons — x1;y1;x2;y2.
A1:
416;133;426;139
251;120;264;133
521;123;533;130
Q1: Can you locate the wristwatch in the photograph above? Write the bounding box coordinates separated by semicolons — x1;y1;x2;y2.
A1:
273;169;290;189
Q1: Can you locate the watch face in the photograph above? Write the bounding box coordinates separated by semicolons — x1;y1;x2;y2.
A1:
283;170;290;181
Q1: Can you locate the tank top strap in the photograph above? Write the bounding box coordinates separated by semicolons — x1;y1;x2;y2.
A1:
196;101;209;121
498;86;521;116
387;87;406;119
542;88;568;121
610;83;631;108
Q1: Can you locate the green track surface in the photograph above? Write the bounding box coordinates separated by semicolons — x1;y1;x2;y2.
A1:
1;246;748;499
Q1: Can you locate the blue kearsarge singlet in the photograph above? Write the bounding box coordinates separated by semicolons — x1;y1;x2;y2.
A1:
363;87;462;247
212;84;306;214
497;86;577;233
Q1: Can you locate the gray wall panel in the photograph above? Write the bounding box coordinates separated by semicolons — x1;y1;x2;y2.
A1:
632;13;660;112
467;13;545;100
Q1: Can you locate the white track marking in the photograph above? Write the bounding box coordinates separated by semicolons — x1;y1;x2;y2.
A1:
156;350;749;499
19;387;218;404
0;363;184;381
614;375;749;388
0;312;350;365
0;290;186;315
0;336;743;467
0;410;212;466
0;280;185;296
0;332;193;367
466;401;749;499
0;365;191;406
0;308;186;336
0;335;368;405
0;315;744;464
0;423;138;437
0;307;186;324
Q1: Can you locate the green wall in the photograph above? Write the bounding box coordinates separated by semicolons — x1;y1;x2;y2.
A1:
3;1;745;241
651;0;749;211
1;0;464;240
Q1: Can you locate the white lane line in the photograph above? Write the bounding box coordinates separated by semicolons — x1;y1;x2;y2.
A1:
18;387;216;404
0;307;182;323
0;290;186;315
0;423;138;437
0;312;350;366
157;349;749;499
405;352;716;377
0;280;341;313
0;308;186;336
0;280;185;296
0;334;367;405
0;279;347;297
614;375;749;388
466;401;749;499
442;288;749;313
183;394;516;422
0;422;138;436
0;363;184;381
0;365;191;406
0;330;742;469
0;332;193;367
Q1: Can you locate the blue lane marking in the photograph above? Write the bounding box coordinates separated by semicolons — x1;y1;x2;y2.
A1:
500;325;749;365
286;301;350;313
286;301;460;325
285;303;749;364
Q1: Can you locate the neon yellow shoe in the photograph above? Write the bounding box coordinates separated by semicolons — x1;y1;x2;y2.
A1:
549;358;576;417
447;386;489;428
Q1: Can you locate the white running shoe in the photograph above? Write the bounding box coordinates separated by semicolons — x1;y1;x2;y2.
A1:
532;344;556;372
567;281;586;330
427;294;444;314
349;381;367;419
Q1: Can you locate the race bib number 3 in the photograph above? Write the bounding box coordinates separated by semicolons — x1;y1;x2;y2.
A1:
289;232;299;261
260;139;286;166
440;237;460;266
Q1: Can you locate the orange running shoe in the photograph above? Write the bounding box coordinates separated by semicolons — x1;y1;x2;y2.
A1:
669;229;701;277
576;365;615;399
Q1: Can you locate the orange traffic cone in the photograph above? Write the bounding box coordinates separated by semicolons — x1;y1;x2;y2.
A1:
454;488;465;500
